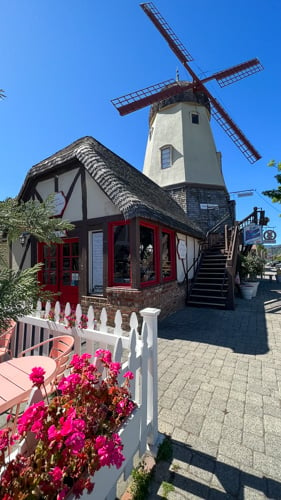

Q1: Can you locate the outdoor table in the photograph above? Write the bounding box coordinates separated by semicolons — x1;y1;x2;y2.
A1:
0;356;57;414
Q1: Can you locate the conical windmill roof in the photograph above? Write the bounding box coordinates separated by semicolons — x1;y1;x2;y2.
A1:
149;80;210;124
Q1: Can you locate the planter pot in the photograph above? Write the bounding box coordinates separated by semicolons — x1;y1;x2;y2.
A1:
240;284;254;300
245;281;259;297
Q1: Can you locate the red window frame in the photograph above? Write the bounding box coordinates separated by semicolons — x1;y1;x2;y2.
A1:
139;221;160;288
108;221;131;287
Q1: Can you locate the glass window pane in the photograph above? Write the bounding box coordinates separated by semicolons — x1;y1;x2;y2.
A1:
63;244;70;256
72;242;79;256
43;246;49;258
50;259;56;269
72;257;79;271
113;224;130;284
162;232;172;278
192;113;199;124
49;272;57;285
62;272;71;285
63;258;70;269
140;226;155;282
50;245;57;257
161;147;171;169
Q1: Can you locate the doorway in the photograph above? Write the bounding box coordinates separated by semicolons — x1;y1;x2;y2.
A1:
38;238;79;305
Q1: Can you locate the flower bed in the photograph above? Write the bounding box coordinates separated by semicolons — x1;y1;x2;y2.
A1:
0;350;136;499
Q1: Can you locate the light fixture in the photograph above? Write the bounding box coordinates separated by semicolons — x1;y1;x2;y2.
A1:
19;232;29;247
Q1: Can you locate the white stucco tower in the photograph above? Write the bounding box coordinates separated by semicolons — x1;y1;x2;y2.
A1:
143;82;234;233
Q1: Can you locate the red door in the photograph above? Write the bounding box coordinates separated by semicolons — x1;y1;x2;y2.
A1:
38;238;79;305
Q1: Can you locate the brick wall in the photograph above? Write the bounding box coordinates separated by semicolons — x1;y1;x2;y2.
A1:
81;280;186;330
166;184;233;233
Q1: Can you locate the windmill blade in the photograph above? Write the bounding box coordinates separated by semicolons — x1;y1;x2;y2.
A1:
140;3;193;66
111;79;194;116
206;58;264;88
205;89;261;164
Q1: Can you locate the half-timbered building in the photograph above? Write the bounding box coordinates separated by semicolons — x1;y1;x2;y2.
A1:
12;136;204;324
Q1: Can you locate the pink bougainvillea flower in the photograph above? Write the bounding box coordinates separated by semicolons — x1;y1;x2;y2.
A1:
65;431;85;454
58;372;82;394
17;401;47;436
0;429;10;451
123;371;134;380
50;465;63;483
95;348;112;364
109;362;121;376
29;366;45;387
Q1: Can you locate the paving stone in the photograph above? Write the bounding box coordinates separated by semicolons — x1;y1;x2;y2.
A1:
210;396;229;412
243;414;264;437
244;402;263;417
265;433;281;459
200;382;215;393
254;451;281;481
213;459;241;496
182;413;205;436
221;425;242;445
242;431;265;453
219;441;253;467
246;391;264;406
264;414;281;436
224;412;244;431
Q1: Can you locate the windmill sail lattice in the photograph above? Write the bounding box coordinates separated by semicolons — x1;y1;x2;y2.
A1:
112;2;263;164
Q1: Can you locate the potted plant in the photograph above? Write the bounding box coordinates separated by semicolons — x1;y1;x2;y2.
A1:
239;253;264;297
0;351;136;499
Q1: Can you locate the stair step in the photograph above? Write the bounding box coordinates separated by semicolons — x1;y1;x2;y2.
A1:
188;300;226;309
196;278;228;282
189;293;227;300
192;287;227;293
201;265;226;269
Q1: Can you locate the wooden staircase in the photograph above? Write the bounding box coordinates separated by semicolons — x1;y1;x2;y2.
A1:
188;244;229;309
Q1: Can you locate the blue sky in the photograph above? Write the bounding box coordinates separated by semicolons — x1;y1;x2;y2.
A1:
1;1;281;243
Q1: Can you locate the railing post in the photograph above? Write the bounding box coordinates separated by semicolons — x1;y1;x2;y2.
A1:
140;307;160;448
225;225;228;253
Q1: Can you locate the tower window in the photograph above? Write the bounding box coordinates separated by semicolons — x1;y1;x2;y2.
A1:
160;145;172;169
192;113;199;124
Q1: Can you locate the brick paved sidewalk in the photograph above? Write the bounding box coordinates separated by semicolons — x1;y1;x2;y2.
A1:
148;278;281;499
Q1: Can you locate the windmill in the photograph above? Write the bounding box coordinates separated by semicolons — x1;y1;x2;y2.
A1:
111;2;263;232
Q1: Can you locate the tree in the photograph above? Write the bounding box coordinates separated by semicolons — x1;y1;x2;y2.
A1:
262;160;281;203
0;196;73;330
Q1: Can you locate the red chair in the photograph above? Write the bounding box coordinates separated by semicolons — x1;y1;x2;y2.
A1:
0;320;16;362
19;335;74;392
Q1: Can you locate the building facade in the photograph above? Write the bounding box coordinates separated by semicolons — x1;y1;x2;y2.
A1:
13;136;204;326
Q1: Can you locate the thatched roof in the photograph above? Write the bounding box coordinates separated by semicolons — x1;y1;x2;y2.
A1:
19;136;204;238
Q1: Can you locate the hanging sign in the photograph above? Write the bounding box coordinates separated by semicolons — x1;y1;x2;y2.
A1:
177;240;187;259
263;229;277;245
243;223;262;245
52;191;67;217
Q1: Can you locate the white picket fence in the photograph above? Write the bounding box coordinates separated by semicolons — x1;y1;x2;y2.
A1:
12;301;161;500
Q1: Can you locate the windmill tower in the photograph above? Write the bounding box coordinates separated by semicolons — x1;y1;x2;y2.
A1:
112;2;263;233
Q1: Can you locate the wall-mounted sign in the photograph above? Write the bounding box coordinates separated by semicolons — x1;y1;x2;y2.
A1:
243;223;262;245
53;191;67;217
177;239;187;259
200;203;219;210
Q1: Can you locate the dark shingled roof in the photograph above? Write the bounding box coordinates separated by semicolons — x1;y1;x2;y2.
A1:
19;136;204;238
149;80;210;125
